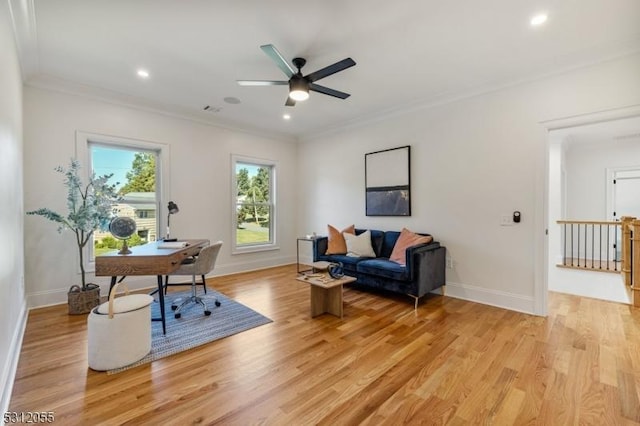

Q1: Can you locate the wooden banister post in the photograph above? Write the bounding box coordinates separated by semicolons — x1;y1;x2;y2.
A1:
621;216;634;286
631;220;640;308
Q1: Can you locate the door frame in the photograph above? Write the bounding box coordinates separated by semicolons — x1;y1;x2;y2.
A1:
540;104;640;316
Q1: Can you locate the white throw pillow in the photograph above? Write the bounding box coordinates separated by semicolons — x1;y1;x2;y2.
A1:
344;230;376;258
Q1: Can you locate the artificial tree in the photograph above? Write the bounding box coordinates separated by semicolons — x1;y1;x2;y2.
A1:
27;159;119;313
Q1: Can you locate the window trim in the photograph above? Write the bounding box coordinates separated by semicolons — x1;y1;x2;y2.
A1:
231;154;278;254
76;131;171;273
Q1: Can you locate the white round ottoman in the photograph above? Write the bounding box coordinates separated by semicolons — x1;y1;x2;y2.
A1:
87;283;154;371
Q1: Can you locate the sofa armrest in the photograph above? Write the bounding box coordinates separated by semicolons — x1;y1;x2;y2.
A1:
405;243;446;297
313;237;328;261
405;242;440;276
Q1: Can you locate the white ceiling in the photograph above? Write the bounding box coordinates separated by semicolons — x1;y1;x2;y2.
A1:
9;0;640;139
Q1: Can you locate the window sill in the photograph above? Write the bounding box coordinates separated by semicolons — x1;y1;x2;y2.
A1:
232;244;280;255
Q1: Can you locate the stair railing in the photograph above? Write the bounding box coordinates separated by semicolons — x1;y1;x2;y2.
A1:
622;217;640;307
556;220;622;272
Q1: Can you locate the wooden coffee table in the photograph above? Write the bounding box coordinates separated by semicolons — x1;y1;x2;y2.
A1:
296;273;356;318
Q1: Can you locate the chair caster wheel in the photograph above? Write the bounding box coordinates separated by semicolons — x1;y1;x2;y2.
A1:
171;305;177;311
215;300;221;307
204;310;211;316
174;313;181;319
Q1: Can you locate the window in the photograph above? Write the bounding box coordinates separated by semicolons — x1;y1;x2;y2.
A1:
232;155;277;253
136;210;154;219
76;132;170;273
90;145;160;256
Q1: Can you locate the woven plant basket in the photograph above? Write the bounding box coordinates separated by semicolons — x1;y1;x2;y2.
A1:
68;283;101;315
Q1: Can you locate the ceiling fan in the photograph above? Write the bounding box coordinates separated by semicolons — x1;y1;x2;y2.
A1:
237;44;356;106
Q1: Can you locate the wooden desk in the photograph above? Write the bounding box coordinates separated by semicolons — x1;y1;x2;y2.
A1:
95;239;208;334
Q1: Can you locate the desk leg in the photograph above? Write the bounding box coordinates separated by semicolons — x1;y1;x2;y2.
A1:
108;276;117;297
150;276;167;335
108;276;129;297
157;275;166;335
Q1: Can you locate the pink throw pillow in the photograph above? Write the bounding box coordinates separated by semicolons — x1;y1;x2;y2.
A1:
389;228;433;266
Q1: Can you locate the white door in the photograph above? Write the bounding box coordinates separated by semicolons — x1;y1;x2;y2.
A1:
612;169;640;259
613;170;640;220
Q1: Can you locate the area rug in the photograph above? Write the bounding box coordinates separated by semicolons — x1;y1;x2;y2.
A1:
107;289;272;374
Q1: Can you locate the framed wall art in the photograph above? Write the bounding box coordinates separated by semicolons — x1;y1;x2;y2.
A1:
365;145;411;216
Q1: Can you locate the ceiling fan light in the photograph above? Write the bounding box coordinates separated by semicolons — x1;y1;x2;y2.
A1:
289;78;309;101
289;89;309;101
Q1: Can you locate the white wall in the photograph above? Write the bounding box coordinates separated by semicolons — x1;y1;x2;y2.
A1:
565;136;640;220
23;87;298;307
0;0;26;413
298;53;640;314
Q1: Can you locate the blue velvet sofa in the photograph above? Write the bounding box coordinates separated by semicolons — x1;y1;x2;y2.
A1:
313;228;446;307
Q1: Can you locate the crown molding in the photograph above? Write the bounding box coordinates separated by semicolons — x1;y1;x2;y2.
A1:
540;104;640;132
301;48;640;143
22;47;640;146
7;0;39;81
26;74;298;144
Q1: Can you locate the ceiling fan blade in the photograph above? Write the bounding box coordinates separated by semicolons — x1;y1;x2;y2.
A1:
306;58;356;83
260;44;295;78
285;97;296;107
237;80;288;86
309;83;351;99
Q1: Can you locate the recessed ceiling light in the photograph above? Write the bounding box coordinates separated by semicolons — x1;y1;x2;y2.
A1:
137;69;150;78
530;13;548;26
283;114;291;120
224;97;241;105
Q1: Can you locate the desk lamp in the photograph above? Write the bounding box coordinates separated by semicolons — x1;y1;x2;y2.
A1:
165;201;179;241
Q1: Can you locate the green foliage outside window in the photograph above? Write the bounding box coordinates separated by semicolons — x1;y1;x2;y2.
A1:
236;166;270;227
94;233;145;255
236;163;272;245
118;152;156;194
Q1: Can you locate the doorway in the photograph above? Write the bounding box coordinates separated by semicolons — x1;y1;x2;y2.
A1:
545;114;640;305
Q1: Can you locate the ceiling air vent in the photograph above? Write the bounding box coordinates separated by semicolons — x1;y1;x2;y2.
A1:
203;105;222;113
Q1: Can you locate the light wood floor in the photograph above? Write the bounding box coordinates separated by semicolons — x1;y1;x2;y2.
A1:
9;265;640;425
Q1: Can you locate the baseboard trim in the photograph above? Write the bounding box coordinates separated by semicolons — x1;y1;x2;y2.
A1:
26;256;297;309
26;263;537;316
213;256;296;277
443;281;537;315
1;300;28;415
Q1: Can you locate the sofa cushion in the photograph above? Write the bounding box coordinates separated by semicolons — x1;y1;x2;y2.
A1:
390;228;433;266
344;230;376;257
320;254;361;274
356;258;409;281
356;229;384;257
325;224;355;255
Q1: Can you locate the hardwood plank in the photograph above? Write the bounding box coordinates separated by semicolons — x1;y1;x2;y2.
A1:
8;264;640;424
491;387;526;425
